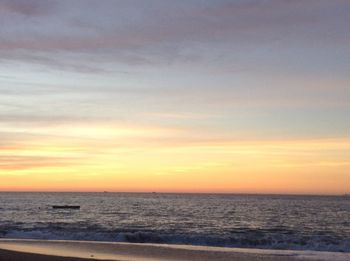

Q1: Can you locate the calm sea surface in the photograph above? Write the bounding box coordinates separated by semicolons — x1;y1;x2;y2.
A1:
0;193;349;252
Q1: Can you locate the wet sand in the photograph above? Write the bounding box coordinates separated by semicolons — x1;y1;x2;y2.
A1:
0;239;349;261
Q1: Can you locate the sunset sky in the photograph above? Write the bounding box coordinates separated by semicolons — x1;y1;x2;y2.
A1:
0;0;349;194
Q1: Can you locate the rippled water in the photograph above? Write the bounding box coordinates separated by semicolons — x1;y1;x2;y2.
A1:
0;192;349;252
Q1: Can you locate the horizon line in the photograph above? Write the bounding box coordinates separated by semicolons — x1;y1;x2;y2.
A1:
0;190;347;197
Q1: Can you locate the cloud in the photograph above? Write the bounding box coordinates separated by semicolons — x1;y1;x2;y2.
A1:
1;0;349;71
0;0;52;16
0;155;78;170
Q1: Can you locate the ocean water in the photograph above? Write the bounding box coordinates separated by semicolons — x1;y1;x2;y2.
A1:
0;192;349;252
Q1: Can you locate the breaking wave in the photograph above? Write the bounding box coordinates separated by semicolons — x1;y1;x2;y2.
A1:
1;225;349;252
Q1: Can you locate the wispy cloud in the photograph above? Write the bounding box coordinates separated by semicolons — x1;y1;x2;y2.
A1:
0;155;77;170
1;1;349;71
0;0;52;16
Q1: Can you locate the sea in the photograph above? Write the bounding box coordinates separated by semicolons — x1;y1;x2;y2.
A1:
0;192;349;253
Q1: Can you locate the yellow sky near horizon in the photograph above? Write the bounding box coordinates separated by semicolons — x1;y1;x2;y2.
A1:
1;123;349;194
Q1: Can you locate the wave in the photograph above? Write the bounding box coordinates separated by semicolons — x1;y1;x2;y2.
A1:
1;225;349;253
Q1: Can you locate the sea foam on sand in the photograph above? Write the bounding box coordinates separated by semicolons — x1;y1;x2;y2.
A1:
0;239;349;261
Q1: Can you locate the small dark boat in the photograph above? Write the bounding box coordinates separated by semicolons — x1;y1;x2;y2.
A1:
52;205;80;209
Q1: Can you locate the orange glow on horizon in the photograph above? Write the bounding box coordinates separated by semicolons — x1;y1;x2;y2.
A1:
1;123;349;194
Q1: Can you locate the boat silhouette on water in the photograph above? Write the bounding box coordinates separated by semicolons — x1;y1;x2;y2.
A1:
52;205;80;209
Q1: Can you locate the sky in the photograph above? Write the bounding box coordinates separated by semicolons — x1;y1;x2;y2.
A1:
0;0;350;194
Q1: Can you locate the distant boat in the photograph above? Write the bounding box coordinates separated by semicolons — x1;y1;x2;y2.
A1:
52;205;80;209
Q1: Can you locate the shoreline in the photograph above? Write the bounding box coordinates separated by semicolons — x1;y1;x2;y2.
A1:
0;239;349;261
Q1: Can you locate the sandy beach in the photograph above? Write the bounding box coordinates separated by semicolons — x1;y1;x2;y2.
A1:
0;239;349;261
